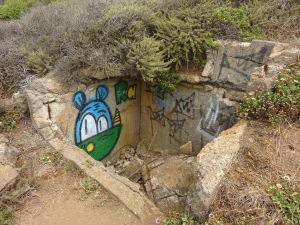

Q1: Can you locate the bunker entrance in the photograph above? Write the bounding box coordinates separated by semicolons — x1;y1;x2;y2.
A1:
27;39;295;220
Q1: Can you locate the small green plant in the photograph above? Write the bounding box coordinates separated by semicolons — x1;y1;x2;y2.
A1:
238;62;300;123
269;176;300;224
0;206;14;225
163;212;197;225
0;0;36;20
39;154;53;165
151;71;180;95
0;112;23;132
79;177;99;200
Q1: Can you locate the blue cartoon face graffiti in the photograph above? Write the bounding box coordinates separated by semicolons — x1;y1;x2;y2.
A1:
73;85;122;160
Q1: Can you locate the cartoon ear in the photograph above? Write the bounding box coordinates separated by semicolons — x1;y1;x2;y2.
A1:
96;85;108;100
73;91;86;110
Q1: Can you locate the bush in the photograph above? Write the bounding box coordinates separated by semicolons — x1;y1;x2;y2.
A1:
269;176;300;224
0;0;299;96
238;62;300;123
209;6;260;40
126;37;171;82
0;0;36;20
0;207;13;225
25;47;54;75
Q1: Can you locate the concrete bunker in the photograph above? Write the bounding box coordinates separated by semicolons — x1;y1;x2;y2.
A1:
26;40;300;222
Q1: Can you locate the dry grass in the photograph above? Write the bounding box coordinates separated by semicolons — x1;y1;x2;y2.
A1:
210;121;300;224
1;0;299;96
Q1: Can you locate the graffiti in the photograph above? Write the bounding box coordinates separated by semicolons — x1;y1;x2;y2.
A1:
174;93;195;119
73;85;122;160
219;45;274;82
114;81;137;105
197;96;220;141
149;106;165;127
167;116;186;143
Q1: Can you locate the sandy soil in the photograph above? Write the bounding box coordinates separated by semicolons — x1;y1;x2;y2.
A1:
210;121;300;224
4;119;145;225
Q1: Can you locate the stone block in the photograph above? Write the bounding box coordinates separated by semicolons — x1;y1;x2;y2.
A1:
180;141;192;154
0;164;18;191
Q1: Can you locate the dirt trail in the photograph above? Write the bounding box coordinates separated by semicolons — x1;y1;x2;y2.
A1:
14;169;142;225
2;119;148;225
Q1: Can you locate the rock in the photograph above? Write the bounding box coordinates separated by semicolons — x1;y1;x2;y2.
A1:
136;141;148;157
210;40;275;91
188;120;247;221
0;134;9;143
179;73;201;83
142;156;195;213
0;92;28;114
180;141;192;154
204;85;214;92
0;143;20;166
0;164;18;191
120;157;144;183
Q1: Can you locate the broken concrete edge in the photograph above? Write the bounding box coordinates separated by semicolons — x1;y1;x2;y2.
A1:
0;164;19;192
188;119;247;221
26;111;164;222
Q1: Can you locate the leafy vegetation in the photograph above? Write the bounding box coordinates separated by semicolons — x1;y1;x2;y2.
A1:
1;0;299;95
0;0;36;20
239;62;300;123
0;111;23;132
269;176;300;225
163;212;197;225
0;207;14;225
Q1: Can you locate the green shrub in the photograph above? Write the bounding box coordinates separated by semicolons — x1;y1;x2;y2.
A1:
238;62;300;123
155;7;217;70
164;212;197;225
269;176;300;224
0;206;13;225
0;0;36;20
25;47;54;75
151;71;180;95
126;37;172;82
209;6;260;40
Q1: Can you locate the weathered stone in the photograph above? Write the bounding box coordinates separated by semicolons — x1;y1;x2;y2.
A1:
180;141;192;154
0;92;28;114
0;134;9;143
0;143;20;166
0;164;18;191
136;141;148;157
142;156;195;213
188;120;247;221
211;40;275;91
204;85;214;92
180;73;201;83
120;157;144;183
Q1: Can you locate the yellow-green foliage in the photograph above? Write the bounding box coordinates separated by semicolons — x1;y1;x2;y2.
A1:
0;0;36;20
127;37;171;82
154;7;217;69
209;6;260;40
25;47;53;75
1;0;299;95
0;207;13;225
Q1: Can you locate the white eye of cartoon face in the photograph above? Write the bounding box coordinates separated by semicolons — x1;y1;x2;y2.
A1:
81;114;97;141
97;116;108;133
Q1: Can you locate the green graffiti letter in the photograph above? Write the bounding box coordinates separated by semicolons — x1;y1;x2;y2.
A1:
115;81;128;105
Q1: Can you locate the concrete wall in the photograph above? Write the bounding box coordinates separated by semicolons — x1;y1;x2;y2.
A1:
140;82;236;155
27;78;141;163
27;40;300;162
